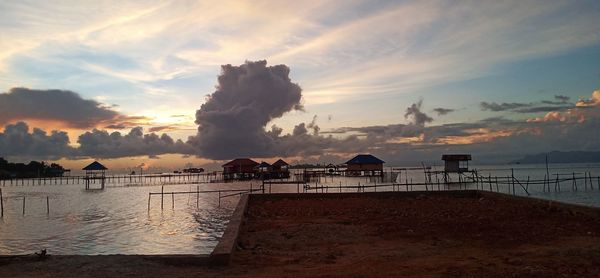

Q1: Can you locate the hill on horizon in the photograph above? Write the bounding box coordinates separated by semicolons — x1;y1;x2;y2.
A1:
512;151;600;164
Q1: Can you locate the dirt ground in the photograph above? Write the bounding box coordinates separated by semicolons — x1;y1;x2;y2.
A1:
3;192;600;277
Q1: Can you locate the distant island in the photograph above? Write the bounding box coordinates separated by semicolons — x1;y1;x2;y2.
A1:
512;151;600;164
0;157;69;179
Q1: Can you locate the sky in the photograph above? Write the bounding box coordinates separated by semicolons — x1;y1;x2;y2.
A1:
0;0;599;171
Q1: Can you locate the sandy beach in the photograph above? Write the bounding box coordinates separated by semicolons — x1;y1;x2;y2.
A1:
2;191;600;277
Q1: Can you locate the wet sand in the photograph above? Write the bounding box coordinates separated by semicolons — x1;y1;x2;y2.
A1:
3;191;600;277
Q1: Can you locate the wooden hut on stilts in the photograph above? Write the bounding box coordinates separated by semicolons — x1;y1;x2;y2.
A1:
345;154;385;178
83;161;108;190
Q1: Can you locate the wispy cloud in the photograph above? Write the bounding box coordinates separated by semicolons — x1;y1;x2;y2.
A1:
2;0;598;109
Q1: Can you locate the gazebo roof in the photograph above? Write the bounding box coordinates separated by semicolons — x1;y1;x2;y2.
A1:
346;154;385;165
82;161;108;171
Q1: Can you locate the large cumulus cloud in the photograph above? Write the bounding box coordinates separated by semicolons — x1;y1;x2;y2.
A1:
189;60;303;159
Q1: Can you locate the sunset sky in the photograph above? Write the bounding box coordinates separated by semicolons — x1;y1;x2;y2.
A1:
1;0;599;171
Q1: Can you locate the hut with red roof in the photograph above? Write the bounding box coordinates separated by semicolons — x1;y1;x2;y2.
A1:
222;158;259;181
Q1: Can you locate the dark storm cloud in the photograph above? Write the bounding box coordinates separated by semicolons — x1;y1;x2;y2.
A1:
404;100;433;126
433;107;455;116
0;122;75;159
77;127;194;159
0;88;129;128
480;101;531;112
189;60;303;159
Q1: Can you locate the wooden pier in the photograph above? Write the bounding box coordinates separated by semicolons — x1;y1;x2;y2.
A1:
2;167;599;216
0;172;222;187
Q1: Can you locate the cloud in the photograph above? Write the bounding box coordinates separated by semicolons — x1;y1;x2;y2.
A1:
527;91;600;124
541;94;571;105
513;105;572;113
148;126;175;132
0;122;197;160
187;62;439;160
77;127;194;159
0;122;75;159
527;110;585;123
405;100;432;126
554;95;571;102
2;1;598;117
0;87;147;129
189;60;303;159
576;90;600;107
306;115;320;135
433;108;455;116
481;94;578;114
480;101;531;112
310;91;600;164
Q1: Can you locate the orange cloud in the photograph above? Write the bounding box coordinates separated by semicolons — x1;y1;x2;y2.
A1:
434;128;514;145
527;109;585;123
576;90;600;107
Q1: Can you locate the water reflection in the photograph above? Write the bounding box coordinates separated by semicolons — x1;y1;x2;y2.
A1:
0;182;241;255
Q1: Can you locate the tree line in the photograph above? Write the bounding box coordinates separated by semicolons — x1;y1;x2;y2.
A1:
0;157;68;179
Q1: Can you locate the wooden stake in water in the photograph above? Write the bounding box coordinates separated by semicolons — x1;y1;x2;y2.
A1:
46;196;49;214
161;186;164;210
0;188;3;218
495;176;499;192
22;196;25;215
545;155;550;192
171;192;174;209
511;169;515;195
147;193;151;212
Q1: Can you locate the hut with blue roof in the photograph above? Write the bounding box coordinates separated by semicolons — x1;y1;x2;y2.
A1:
345;154;385;177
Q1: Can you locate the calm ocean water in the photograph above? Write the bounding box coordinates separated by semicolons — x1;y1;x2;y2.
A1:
1;163;599;255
